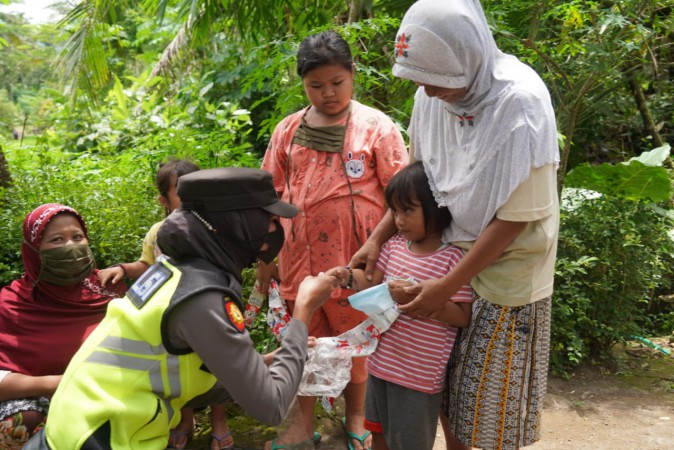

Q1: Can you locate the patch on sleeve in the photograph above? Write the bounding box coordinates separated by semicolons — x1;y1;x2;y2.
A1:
127;263;172;309
224;297;245;333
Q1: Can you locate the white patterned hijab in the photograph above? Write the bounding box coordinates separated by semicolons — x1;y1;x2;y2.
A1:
393;0;559;242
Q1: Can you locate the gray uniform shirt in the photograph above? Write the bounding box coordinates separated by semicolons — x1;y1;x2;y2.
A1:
166;290;307;425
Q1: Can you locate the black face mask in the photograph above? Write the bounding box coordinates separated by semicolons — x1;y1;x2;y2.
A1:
257;220;285;264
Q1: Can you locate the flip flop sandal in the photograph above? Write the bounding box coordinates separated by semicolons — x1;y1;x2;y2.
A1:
211;431;235;450
268;432;321;450
168;425;196;449
345;430;372;450
342;417;372;450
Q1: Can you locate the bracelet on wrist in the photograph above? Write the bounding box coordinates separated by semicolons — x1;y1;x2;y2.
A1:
112;263;127;278
345;266;355;290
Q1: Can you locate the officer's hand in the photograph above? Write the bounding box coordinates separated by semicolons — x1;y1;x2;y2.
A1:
262;336;317;365
292;273;338;326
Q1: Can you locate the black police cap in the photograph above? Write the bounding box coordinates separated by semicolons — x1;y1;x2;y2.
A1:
177;167;298;218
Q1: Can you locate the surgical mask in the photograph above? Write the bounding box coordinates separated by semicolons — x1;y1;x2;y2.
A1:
257;220;285;264
39;243;95;286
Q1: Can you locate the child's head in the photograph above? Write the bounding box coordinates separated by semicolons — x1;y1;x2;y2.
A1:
156;158;200;215
297;31;354;117
385;161;452;239
297;31;353;77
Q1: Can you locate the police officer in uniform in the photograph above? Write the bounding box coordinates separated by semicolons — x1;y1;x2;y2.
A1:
24;167;338;450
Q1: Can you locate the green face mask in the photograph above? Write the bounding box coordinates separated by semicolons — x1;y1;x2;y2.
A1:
38;243;95;286
291;118;348;153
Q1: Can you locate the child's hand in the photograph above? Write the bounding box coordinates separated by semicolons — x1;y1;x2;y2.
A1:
325;266;350;288
387;279;416;305
98;266;124;287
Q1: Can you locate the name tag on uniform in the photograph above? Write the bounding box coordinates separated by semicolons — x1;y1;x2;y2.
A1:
127;262;172;309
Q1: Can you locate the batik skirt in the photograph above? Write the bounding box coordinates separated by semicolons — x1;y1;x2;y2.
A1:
0;397;50;449
444;296;551;450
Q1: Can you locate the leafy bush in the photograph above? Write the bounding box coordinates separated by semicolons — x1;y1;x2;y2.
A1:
552;190;674;374
0;141;158;284
0;89;20;137
0;83;261;286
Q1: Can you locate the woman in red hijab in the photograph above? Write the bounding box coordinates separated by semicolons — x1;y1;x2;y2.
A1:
0;204;127;449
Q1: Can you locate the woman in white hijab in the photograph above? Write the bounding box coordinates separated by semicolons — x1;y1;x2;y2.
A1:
351;1;560;449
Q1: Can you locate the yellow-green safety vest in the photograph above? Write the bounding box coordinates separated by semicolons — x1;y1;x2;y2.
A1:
44;258;235;449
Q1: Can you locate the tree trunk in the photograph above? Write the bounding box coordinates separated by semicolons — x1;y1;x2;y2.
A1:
557;76;597;195
628;72;664;148
348;0;372;23
0;144;13;188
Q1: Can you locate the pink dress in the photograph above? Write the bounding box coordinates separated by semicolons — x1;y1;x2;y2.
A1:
262;100;408;347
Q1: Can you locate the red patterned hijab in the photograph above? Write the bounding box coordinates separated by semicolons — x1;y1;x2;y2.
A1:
0;204;127;376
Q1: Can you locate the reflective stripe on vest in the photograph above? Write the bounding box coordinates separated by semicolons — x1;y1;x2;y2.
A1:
85;335;181;423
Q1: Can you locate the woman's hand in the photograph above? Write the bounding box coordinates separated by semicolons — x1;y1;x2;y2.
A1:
98;266;124;287
398;278;454;318
349;209;396;281
348;239;382;282
256;259;279;294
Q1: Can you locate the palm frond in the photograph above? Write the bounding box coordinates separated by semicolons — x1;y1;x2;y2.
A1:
148;21;190;80
56;0;115;104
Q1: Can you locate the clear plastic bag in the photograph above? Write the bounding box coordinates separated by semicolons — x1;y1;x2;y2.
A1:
247;278;402;399
298;342;353;397
297;306;400;397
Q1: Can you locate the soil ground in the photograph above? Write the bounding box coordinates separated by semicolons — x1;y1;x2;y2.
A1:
187;337;674;450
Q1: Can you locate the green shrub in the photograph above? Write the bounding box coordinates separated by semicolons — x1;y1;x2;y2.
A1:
0;66;263;275
552;191;674;374
0;142;159;284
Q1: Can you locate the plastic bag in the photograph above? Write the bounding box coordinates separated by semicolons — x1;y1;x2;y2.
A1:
247;278;402;399
244;278;292;341
297;306;400;397
298;342;353;397
266;279;292;340
243;279;266;327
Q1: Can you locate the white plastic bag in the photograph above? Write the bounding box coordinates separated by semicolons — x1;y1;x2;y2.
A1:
248;278;402;399
298;342;353;397
297;306;400;397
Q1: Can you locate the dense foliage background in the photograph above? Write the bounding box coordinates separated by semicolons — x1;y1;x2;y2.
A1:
0;0;673;375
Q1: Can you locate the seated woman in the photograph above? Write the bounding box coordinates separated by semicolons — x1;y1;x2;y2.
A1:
0;204;127;449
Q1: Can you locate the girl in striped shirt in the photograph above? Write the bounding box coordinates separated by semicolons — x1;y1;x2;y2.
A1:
329;161;473;450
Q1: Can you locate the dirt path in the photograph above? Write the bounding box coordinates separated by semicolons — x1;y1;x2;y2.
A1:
190;340;674;450
525;357;674;450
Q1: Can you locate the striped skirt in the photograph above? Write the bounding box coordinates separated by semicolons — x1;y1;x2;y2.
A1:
444;296;551;450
